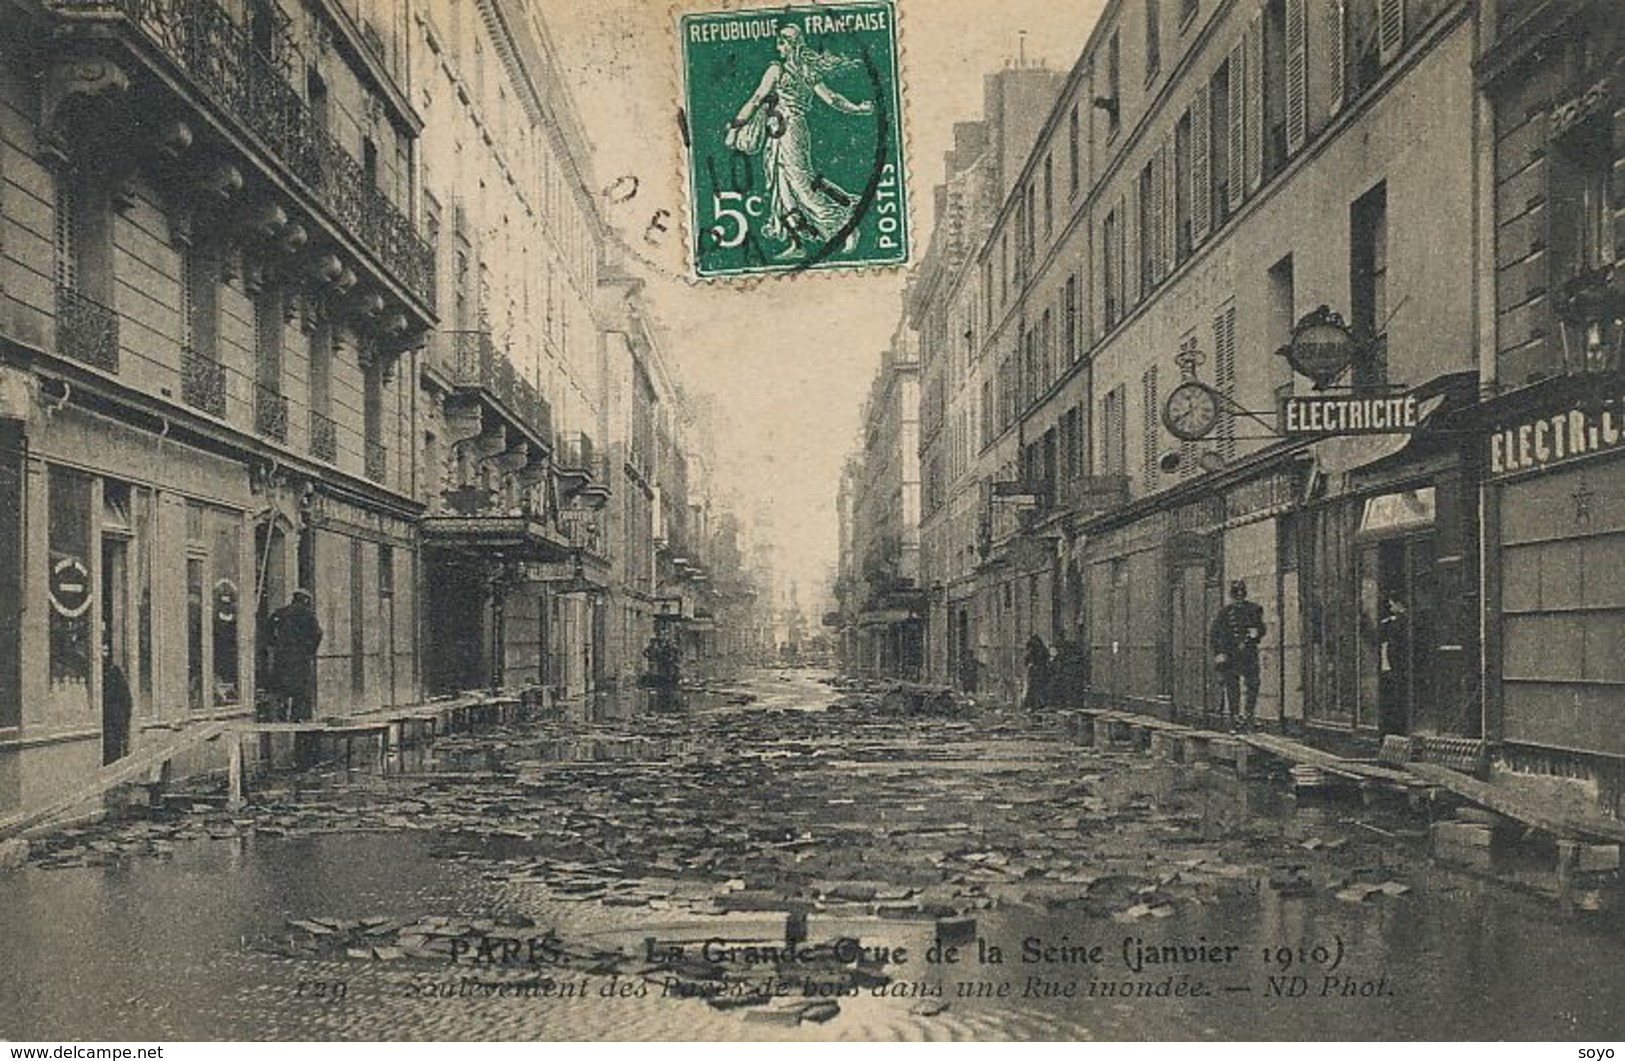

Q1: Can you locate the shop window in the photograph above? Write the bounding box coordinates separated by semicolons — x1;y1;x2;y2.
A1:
211;516;240;706
187;556;205;711
48;468;94;710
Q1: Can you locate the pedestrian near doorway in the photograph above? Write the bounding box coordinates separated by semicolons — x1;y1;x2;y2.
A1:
1022;633;1050;710
101;641;132;765
268;588;322;723
1211;580;1265;730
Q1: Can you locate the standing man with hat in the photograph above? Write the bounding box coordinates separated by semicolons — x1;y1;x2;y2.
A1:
1211;580;1266;730
268;587;322;723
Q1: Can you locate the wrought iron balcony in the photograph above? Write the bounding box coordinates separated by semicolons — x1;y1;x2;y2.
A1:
50;0;434;307
254;382;288;441
445;330;553;445
309;409;337;462
55;286;119;372
180;346;226;416
364;439;387;483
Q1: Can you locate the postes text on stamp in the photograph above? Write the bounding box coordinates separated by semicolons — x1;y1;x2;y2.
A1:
678;2;909;279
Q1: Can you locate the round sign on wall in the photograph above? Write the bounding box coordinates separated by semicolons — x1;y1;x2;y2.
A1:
49;555;92;619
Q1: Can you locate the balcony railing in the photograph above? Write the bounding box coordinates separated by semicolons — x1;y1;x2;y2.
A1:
445;330;553;444
51;0;434;306
254;382;288;441
181;346;226;416
55;286;119;372
557;432;603;477
309;409;337;462
364;439;386;483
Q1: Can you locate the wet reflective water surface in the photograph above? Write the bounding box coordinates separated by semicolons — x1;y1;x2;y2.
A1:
2;669;1621;1041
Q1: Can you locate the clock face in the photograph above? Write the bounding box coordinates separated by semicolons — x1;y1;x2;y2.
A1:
1163;381;1220;441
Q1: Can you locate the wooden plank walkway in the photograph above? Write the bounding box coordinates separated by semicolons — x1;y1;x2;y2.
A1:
0;721;230;839
1406;762;1625;844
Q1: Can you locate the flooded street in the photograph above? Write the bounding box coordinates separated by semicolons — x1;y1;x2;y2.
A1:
2;668;1621;1041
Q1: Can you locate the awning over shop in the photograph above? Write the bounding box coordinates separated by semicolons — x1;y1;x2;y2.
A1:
421;516;574;562
859;608;919;626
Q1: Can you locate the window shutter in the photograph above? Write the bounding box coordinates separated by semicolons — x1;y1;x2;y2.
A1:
1149;149;1167;285
1244;11;1265;195
1326;0;1346;117
1141;365;1160;491
1126;181;1141;307
1191;86;1212;244
1162;137;1178;274
1213;306;1237;461
1227;43;1246;214
1378;0;1403;66
1286;0;1308;155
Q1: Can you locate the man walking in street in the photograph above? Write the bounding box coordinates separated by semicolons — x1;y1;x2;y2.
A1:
269;587;322;723
1211;579;1265;731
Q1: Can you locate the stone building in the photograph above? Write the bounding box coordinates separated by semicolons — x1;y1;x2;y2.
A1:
409;0;611;715
1474;0;1623;810
917;0;1484;740
0;0;433;807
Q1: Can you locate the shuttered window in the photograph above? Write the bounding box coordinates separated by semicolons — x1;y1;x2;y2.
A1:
1327;0;1346;115
1162;137;1179;271
1244;12;1265;195
1377;0;1404;65
1286;0;1309;155
1227;44;1246;214
1141;365;1161;491
1191;86;1212;243
1213;305;1238;461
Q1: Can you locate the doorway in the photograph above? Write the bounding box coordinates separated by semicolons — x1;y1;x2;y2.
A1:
100;534;130;764
1358;535;1437;735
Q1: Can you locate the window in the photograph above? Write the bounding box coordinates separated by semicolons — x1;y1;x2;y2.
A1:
55;165;113;303
1043;153;1054;236
182;244;219;361
1175;111;1193;262
1551;111;1616;283
307;70;329;136
1041;307;1054;392
1262;0;1291;177
1101;384;1127;477
1001;234;1009;306
1064;275;1079;363
1350;181;1388;390
1210;61;1233;226
1106;30;1122;138
1103;208;1121;328
211;516;240;706
1138;162;1156;296
379;543;395;597
1069;105;1081;198
47;467;94;711
350;539;365;696
1146;0;1162;80
1268;254;1295;392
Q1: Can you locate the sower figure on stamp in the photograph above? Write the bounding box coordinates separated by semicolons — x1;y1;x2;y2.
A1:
268;588;322;723
1211;579;1266;731
725;25;873;258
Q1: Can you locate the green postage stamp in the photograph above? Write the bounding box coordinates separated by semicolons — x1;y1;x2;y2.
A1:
678;2;910;279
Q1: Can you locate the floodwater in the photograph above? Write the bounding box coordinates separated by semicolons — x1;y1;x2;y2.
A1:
1;669;1620;1041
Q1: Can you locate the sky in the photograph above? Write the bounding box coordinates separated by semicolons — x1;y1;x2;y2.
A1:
549;0;1101;607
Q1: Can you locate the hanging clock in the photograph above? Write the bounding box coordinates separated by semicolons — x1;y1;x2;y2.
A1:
1163;380;1221;441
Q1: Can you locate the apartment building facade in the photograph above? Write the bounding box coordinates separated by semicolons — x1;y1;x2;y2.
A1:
920;0;1484;741
0;0;433;807
1475;0;1623;807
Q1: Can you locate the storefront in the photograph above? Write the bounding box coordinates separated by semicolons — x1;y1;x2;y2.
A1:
1482;383;1625;774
